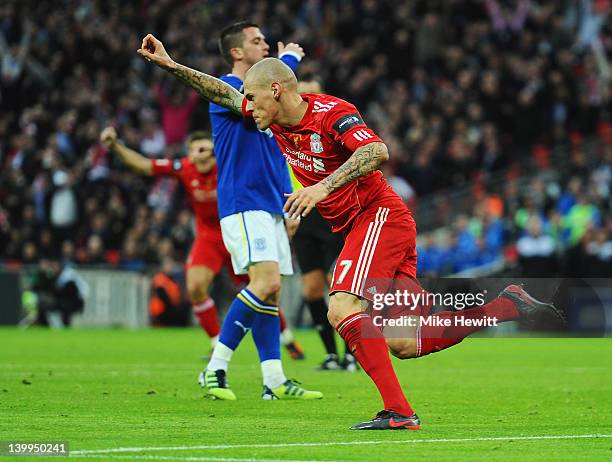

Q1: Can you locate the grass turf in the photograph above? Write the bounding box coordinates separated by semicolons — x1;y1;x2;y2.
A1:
0;327;610;461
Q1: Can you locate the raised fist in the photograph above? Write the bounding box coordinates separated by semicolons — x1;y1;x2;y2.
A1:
137;34;175;69
277;41;305;59
100;126;118;149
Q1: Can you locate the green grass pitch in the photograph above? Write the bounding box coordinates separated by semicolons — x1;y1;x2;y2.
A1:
1;328;610;461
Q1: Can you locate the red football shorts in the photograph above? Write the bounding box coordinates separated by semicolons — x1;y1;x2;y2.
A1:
187;230;249;287
186;230;230;274
330;197;417;301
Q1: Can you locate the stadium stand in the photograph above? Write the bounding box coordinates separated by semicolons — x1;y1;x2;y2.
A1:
0;0;610;280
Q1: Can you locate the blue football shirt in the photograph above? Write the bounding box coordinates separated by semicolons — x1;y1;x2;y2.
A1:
209;53;301;219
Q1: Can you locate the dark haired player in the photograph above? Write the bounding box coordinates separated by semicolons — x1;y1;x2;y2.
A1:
167;22;319;401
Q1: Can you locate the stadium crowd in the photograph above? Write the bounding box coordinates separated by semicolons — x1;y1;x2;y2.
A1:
417;152;611;277
0;0;610;277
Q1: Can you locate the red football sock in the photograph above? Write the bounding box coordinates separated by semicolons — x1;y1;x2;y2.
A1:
278;306;288;333
193;298;220;338
418;297;518;357
337;312;414;416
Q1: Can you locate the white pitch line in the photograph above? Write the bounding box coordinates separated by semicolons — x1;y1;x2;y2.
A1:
71;434;612;456
77;455;335;462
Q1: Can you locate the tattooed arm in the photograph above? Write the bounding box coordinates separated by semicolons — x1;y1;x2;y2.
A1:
168;63;243;115
320;142;389;194
137;34;243;115
283;142;389;219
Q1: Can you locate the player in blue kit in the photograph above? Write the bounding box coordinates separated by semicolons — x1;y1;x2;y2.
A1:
197;21;322;400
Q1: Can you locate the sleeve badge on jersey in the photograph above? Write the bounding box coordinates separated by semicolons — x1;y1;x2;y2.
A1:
173;159;182;171
332;113;365;135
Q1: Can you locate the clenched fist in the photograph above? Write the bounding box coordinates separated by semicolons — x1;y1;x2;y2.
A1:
137;34;176;69
100;126;118;149
277;41;305;59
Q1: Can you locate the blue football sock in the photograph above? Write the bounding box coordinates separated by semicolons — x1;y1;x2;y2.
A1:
245;291;286;389
217;288;258;351
252;311;281;362
237;289;281;362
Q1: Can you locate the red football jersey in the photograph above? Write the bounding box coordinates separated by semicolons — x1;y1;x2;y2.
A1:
151;158;219;235
244;94;399;233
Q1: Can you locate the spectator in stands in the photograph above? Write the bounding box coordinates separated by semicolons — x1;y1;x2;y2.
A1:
61;241;76;265
49;169;78;243
564;194;602;245
515;196;546;231
584;227;612;276
84;235;107;266
417;233;447;277
154;83;200;147
119;238;146;272
139;114;166;158
565;227;601;278
557;176;583;215
21;241;38;265
517;216;558;277
38;228;59;260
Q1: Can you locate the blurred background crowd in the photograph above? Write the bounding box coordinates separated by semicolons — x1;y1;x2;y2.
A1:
0;0;610;280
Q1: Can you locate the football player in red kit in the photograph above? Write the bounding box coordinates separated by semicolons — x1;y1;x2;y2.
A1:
101;127;225;345
138;35;565;430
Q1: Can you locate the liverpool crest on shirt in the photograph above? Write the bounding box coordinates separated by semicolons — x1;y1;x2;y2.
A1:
310;133;324;154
